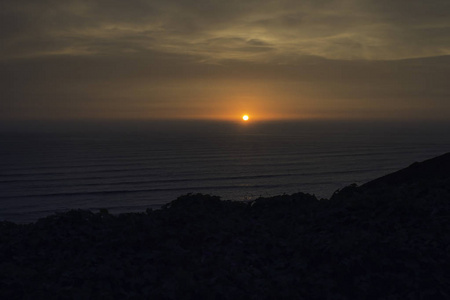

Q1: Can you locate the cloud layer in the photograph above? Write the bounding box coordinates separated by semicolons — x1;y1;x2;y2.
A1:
1;0;449;120
3;0;449;61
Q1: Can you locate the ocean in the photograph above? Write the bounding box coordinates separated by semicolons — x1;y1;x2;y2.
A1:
1;120;449;223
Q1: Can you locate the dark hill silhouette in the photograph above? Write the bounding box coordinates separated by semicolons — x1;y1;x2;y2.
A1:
361;152;450;190
330;152;450;202
1;153;450;299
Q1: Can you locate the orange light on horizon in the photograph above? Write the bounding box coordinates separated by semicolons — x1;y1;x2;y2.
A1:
242;115;249;121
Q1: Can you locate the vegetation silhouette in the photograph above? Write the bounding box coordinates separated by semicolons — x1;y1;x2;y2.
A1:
1;153;450;298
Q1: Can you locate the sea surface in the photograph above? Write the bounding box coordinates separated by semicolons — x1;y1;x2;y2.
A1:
1;120;450;223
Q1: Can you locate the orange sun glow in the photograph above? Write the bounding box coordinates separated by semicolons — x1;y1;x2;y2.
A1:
242;115;249;121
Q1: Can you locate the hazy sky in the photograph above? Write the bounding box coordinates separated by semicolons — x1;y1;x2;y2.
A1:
1;0;449;121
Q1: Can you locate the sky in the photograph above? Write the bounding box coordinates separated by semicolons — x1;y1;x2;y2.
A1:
1;0;449;122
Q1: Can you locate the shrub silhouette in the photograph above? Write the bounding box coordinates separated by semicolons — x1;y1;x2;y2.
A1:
1;153;450;299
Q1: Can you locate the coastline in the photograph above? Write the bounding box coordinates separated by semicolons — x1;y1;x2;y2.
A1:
1;153;450;298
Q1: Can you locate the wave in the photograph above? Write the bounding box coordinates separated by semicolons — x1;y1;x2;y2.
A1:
1;147;420;171
0;182;315;199
0;151;405;178
0;167;394;186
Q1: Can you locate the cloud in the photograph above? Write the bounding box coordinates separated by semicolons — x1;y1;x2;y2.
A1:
1;49;449;119
1;0;449;121
1;0;449;61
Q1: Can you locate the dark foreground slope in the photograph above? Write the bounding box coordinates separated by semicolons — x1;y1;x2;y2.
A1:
2;153;450;299
362;152;450;191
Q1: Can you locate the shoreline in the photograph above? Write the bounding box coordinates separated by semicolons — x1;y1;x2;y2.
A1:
1;153;450;298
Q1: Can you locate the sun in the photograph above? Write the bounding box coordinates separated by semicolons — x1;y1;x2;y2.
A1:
242;115;249;121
